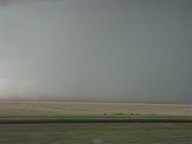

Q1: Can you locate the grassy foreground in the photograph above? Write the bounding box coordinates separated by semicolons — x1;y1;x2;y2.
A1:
0;101;192;143
0;123;192;144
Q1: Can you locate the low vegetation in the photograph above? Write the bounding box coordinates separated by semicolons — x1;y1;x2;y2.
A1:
1;123;192;144
0;101;192;143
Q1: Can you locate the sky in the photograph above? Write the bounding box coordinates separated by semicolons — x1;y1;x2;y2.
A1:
0;0;191;103
189;0;192;103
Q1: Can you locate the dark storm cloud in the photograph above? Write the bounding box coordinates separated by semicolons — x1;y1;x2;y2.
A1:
188;0;192;102
0;0;191;103
0;0;13;6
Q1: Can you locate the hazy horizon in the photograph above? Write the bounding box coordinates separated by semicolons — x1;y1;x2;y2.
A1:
0;0;191;104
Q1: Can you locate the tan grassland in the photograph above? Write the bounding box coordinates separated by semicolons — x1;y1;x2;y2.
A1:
0;100;192;116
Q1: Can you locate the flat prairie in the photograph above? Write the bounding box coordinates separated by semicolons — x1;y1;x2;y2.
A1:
0;101;192;144
0;100;192;116
1;123;192;144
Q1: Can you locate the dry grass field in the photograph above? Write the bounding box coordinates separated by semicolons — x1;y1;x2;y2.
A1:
0;100;192;116
0;101;192;144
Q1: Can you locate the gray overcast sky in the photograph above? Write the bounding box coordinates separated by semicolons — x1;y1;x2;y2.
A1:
189;0;192;103
0;0;191;103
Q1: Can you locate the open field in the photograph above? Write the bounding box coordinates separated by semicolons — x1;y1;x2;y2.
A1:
1;100;192;116
0;100;192;123
0;123;192;144
0;101;192;143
